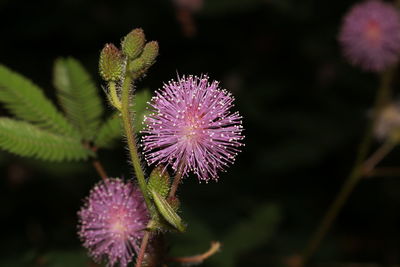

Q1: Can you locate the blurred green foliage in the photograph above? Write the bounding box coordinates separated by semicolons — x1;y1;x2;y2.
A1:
169;203;281;267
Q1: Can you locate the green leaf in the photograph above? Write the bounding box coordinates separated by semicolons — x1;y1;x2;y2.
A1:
53;57;104;141
0;118;92;161
147;213;176;232
148;166;171;199
0;65;78;137
94;112;122;148
147;198;181;232
151;190;186;232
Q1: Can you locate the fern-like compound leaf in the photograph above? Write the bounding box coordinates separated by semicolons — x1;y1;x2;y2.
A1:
94;112;122;148
0;118;93;161
53;58;104;141
0;65;79;137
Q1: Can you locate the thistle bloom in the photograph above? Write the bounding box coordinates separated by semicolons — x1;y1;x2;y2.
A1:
142;75;244;182
78;178;149;267
338;0;400;72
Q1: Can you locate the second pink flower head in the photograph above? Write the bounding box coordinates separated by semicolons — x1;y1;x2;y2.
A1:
339;0;400;72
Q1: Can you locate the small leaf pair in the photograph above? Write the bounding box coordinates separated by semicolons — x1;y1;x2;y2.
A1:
147;166;186;232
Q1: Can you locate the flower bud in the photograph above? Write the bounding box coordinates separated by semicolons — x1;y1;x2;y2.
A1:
129;58;146;73
141;41;159;67
121;28;146;59
148;166;170;199
99;44;124;82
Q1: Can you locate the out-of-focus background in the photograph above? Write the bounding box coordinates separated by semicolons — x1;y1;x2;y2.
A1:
1;0;400;266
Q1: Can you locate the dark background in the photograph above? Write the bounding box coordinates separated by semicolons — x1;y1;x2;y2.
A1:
1;0;400;266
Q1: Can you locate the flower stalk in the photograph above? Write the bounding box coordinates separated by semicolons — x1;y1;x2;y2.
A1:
108;81;122;111
120;73;152;210
301;68;395;265
169;171;183;199
169;163;184;198
135;231;151;267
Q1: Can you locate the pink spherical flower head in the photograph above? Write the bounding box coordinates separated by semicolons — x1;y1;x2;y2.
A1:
78;178;149;267
141;75;244;182
339;0;400;72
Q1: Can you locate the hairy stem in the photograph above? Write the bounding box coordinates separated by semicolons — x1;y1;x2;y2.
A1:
120;75;152;209
301;68;394;265
169;164;184;198
108;81;121;110
135;231;151;267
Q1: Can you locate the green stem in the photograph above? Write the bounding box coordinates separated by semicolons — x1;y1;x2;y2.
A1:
301;68;394;265
108;81;122;110
120;74;152;209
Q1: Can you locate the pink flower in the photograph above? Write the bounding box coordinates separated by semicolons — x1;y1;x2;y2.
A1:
339;0;400;72
78;178;149;267
141;75;244;182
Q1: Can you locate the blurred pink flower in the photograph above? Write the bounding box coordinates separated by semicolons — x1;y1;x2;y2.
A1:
339;0;400;72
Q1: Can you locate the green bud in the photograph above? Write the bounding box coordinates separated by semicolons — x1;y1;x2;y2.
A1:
148;166;170;199
128;58;146;73
99;43;124;82
121;28;146;59
151;190;186;232
141;41;159;67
